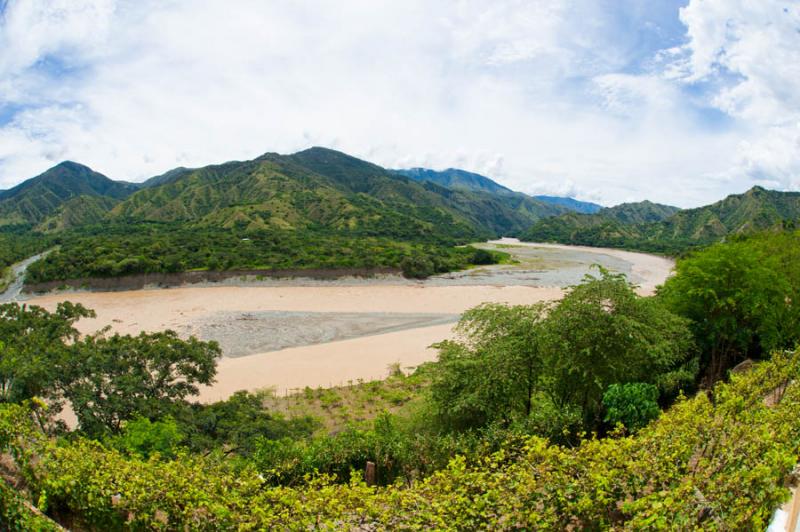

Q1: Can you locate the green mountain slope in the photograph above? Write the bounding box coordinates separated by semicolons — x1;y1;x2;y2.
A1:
393;168;515;195
394;166;601;216
0;162;138;226
140;167;194;188
522;187;800;253
36;195;121;232
647;186;800;242
289;148;569;234
531;195;602;214
112;152;475;241
111;147;565;239
602;200;680;224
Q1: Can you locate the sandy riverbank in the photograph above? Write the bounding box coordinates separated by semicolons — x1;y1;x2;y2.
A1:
24;242;673;401
29;285;564;400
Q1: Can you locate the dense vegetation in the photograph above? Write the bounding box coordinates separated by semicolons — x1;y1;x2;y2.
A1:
1;350;798;529
659;230;800;383
429;269;696;436
2;229;799;528
24;223;504;283
523;186;800;254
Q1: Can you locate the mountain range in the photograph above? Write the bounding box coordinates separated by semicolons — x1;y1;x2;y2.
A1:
393;168;602;214
522;187;800;253
0;148;590;238
2;148;800;266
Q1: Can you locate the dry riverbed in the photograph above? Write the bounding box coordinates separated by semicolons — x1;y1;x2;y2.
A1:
24;240;674;401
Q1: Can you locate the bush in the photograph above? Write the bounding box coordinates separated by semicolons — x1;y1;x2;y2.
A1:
2;351;798;529
111;417;183;459
602;382;660;432
400;255;435;279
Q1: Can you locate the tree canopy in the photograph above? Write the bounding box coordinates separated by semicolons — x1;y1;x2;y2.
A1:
430;269;697;435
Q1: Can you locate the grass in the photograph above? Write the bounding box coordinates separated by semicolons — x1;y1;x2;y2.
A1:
262;363;433;433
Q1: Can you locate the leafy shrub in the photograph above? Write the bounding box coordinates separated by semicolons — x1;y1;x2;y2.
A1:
469;247;495;265
602;382;660;432
111;417;183;459
400;254;435;279
2;350;798;529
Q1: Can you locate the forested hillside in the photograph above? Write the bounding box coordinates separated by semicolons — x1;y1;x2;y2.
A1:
0;162;137;227
523;186;800;253
6;148;543;283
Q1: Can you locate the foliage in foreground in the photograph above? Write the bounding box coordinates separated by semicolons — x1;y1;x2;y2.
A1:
2;350;799;530
430;269;696;435
658;229;800;384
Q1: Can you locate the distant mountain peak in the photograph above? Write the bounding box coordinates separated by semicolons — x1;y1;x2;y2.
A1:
54;160;91;171
745;185;768;195
0;161;138;226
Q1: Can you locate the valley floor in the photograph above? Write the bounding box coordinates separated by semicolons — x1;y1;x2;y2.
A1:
23;240;674;401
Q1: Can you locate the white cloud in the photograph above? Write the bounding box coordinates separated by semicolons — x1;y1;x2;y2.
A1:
0;0;797;207
671;0;800;191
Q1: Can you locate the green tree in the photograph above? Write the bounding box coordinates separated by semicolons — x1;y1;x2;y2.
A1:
658;237;792;384
176;390;318;455
400;254;435;279
112;416;183;459
61;331;220;437
430;303;549;430
430;269;696;434
542;269;696;427
0;302;94;404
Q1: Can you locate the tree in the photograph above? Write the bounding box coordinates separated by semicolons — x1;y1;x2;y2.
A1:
112;416;184;459
658;237;793;385
175;390;318;455
542;269;696;427
430;269;696;434
61;331;220;436
400;254;435;279
430;303;550;430
0;302;94;404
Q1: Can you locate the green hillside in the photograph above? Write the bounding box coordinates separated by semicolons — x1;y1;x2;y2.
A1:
393;167;516;195
109;147;568;238
36;195;121;232
522;187;800;253
0;162;137;227
602;200;680;224
18;148;545;283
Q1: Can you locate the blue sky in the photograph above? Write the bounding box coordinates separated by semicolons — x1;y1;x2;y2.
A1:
0;0;798;207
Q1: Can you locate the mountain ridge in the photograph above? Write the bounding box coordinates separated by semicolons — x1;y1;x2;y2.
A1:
522;186;800;253
0;162;138;227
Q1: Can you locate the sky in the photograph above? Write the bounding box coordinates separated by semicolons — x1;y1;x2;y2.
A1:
0;1;798;207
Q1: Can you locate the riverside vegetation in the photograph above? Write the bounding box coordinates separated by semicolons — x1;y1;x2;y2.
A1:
1;229;799;529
